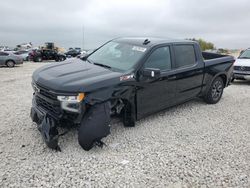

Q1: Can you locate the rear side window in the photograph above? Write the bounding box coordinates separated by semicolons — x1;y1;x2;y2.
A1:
0;52;8;56
174;45;196;68
144;46;171;70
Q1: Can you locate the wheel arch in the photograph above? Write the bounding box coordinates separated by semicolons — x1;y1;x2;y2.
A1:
201;72;228;97
5;59;15;65
218;73;227;87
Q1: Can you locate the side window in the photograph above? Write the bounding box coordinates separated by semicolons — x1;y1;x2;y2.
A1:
0;52;8;56
174;45;196;68
144;46;171;70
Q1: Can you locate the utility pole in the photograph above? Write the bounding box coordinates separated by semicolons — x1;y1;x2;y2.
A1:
82;25;85;50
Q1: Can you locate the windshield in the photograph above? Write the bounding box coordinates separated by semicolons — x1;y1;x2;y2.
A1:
87;41;147;71
239;50;250;59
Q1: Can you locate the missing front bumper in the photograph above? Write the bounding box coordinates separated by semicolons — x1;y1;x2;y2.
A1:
31;107;60;151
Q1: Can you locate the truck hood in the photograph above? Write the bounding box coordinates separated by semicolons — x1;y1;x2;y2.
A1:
235;58;250;67
32;59;123;93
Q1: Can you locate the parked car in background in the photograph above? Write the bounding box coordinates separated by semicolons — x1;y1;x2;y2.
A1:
232;48;250;81
65;49;81;58
0;51;23;67
14;50;30;61
29;49;66;62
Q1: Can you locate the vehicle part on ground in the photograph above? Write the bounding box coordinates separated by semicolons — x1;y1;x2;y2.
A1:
40;115;61;151
78;102;111;151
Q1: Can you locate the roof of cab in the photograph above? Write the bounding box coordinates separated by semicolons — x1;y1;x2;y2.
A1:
114;37;197;47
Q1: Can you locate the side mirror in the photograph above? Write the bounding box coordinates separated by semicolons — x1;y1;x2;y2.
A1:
142;68;161;78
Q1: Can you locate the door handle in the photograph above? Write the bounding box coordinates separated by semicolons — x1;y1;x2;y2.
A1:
167;76;177;80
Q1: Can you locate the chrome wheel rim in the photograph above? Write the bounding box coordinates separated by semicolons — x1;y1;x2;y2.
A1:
211;80;223;101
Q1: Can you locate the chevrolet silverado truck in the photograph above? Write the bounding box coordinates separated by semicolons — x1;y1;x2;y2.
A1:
30;37;235;151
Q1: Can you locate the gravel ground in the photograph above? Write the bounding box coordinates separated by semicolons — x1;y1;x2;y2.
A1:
0;62;249;188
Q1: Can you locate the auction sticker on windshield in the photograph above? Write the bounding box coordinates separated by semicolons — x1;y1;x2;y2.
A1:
132;46;147;52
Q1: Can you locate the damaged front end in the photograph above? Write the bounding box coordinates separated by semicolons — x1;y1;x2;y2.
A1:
30;83;86;151
30;82;112;151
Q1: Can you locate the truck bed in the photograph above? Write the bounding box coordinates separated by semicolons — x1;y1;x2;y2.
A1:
202;52;235;67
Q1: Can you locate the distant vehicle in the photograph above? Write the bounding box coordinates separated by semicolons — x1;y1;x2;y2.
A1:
0;51;23;67
16;42;33;50
29;49;66;62
14;50;30;61
232;48;250;81
31;37;234;151
65;49;81;58
76;50;94;59
75;47;81;52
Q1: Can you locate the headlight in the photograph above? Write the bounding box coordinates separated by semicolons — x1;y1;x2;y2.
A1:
57;93;85;113
57;93;85;102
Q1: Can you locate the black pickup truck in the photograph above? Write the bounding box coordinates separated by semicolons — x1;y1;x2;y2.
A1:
30;37;234;151
29;49;66;62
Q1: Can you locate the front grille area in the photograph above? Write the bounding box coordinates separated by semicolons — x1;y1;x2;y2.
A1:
34;84;61;116
38;85;57;100
234;66;250;71
36;96;61;115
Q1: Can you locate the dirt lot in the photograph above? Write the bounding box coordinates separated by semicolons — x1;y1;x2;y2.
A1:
0;62;249;187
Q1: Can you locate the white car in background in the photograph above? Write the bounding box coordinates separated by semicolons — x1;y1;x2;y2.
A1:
232;48;250;81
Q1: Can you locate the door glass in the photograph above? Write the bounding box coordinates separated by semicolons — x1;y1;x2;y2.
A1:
144;46;171;70
174;45;196;68
0;52;8;56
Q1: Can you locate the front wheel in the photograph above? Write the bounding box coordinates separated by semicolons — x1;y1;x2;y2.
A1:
204;77;224;104
6;60;15;68
59;56;65;62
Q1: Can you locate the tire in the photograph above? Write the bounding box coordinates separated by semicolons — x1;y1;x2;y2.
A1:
35;57;42;62
6;60;15;68
58;56;65;62
78;102;111;151
204;77;224;104
230;74;235;83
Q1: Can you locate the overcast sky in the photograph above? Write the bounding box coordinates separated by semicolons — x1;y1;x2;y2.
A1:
1;0;250;49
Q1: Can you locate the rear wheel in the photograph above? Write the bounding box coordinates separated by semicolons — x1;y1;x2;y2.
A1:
204;77;224;104
59;56;65;62
6;60;15;68
231;75;235;83
35;57;42;62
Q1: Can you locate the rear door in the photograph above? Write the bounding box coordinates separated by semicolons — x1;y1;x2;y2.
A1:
0;52;8;65
136;45;177;119
173;44;204;103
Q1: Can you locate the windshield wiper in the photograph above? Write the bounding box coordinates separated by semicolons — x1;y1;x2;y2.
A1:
85;58;93;64
93;62;112;69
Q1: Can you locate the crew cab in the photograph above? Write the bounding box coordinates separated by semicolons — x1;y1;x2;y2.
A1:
30;37;234;151
232;48;250;81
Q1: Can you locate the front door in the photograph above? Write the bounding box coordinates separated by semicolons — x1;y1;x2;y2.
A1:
136;45;177;119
